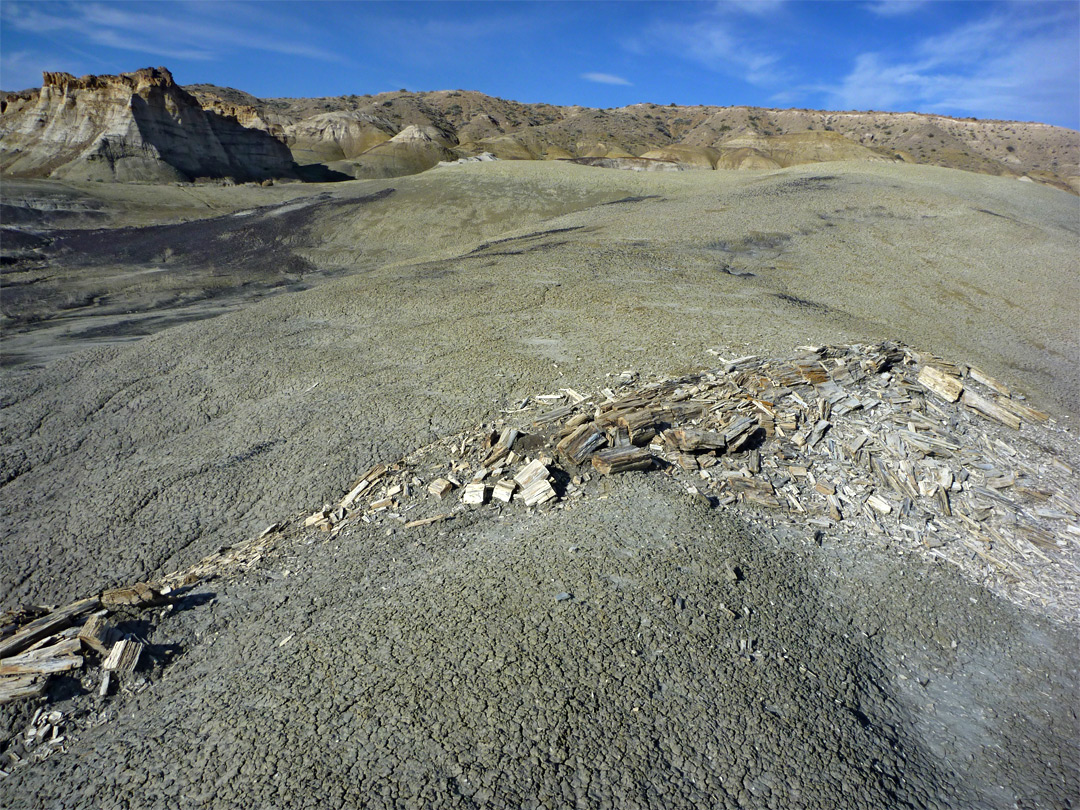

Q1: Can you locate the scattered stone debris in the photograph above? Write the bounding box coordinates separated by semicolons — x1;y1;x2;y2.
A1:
296;340;1077;618
3;341;1077;715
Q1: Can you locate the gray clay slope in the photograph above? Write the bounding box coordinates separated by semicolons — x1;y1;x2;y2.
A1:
1;160;1078;808
2;162;1077;610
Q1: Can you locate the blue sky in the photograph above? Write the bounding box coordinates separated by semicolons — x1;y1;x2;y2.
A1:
2;1;1077;129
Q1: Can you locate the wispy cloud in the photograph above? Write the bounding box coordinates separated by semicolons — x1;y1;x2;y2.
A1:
582;72;632;86
864;0;930;17
0;1;345;71
639;16;787;87
823;7;1079;125
721;0;787;16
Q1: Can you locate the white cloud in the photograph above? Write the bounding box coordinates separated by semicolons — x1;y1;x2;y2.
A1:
824;8;1079;125
865;0;930;17
582;72;632;86
646;18;787;86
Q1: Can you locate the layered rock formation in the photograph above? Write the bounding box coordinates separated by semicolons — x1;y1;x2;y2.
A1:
0;68;297;182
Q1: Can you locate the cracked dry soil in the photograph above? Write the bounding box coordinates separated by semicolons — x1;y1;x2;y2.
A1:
2;475;1077;809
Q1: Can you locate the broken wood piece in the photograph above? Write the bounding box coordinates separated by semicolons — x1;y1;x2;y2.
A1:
102;638;143;676
961;390;1021;430
0;674;47;704
562;426;606;465
427;478;454;499
304;510;330;528
591;446;653;475
521;479;556;507
724;416;758;451
993;396;1049;425
668;428;726;454
462;482;487;505
514;459;551;488
616;409;659;446
492;479;517;503
1;636;83;676
339;463;389;509
77;613;116;656
807;420;831;448
101;582;168;609
917;366;963;402
0;597;101;660
967;366;1011;397
867;494;893;515
483;428;519;466
533;403;577;425
403;514;450;529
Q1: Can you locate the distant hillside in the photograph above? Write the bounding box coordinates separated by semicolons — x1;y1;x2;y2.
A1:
187;83;1079;192
2;66;1075;191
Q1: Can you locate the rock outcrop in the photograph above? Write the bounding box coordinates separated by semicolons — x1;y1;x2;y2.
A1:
283;111;397;165
338;124;460;179
0;67;297;182
716;131;890;168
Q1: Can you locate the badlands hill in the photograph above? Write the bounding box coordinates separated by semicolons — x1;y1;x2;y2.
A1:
2;67;1077;190
188;83;1079;192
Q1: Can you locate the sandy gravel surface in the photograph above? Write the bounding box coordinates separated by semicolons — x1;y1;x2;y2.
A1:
1;161;1078;807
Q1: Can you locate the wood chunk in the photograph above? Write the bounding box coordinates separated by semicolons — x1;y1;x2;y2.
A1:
514;459;551;488
867;494;893;515
0;674;47;704
304;510;330;527
807;420;831;448
102;638;143;676
101;582;167;609
616;409;659;446
967;366;1011;397
556;423;591;454
462;482;487;505
339;463;389;508
483;428;519;466
562;426;606;465
675;453;699;471
591;446;653;475
917;366;963;402
723;415;758;447
1;636;83;676
0;597;101;660
993;396;1049;425
428;478;454;499
492;479;517;503
827;493;843;521
668;429;726;453
521;479;557;507
403;514;450;529
533;404;576;425
557;413;591;436
77;613;116;656
961;390;1021;430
